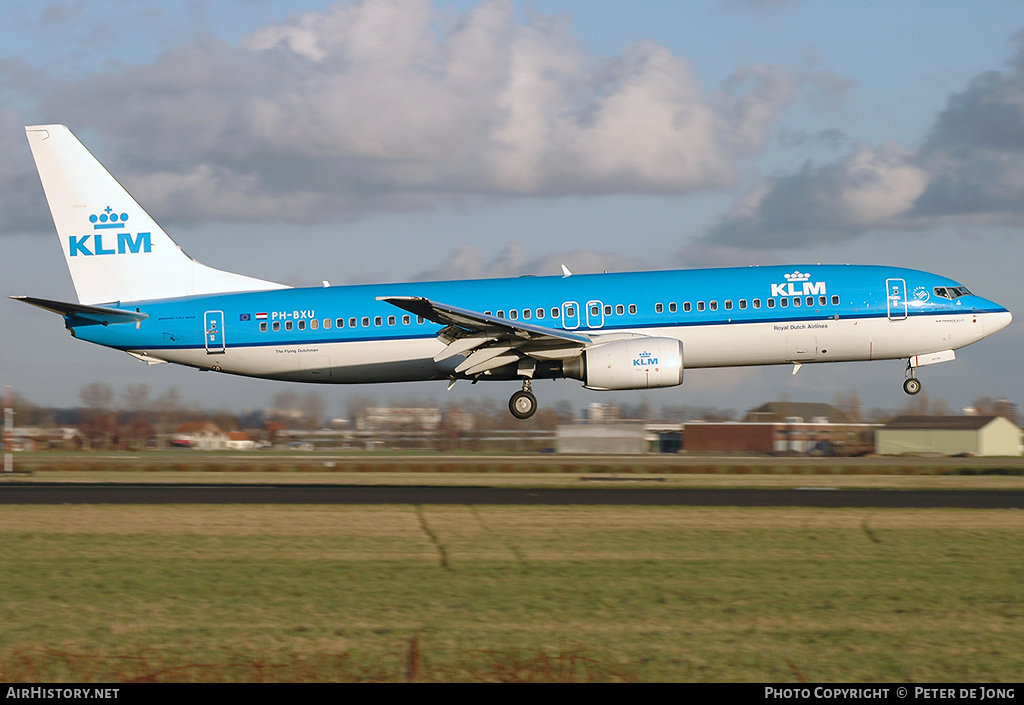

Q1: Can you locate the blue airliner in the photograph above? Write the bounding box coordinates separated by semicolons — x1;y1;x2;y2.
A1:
13;125;1013;419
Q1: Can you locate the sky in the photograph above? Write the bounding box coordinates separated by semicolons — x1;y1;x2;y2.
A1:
1;0;1022;420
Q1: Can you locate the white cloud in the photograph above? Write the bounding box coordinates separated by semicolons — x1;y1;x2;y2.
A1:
836;143;928;226
412;242;652;281
702;32;1024;250
13;0;793;232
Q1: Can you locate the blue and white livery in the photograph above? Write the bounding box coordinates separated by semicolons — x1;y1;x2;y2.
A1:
14;125;1013;419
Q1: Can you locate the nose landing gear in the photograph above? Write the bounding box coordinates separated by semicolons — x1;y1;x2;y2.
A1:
903;361;921;395
509;379;538;419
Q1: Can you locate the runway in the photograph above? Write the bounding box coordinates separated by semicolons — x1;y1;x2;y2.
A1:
1;483;1022;508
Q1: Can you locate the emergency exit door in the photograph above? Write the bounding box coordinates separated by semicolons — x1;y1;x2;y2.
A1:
886;278;907;321
204;310;225;354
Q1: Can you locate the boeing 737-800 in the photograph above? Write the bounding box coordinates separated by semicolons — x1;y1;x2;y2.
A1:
13;125;1013;419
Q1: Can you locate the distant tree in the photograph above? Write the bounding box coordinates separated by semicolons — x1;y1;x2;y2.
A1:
865;407;897;424
834;390;862;423
552;400;576;424
79;382;116;449
629;399;653;421
970;396;1020;425
154;387;181;415
902;390;950;416
10;392;53;427
992;398;1020;426
80;382;113;411
119;384;153;449
152;388;182;448
299;392;326;429
121;384;149;412
115;385;149;449
346;395;375;424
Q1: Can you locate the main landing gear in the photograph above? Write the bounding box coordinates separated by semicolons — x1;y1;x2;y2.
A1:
903;361;921;395
509;379;538;419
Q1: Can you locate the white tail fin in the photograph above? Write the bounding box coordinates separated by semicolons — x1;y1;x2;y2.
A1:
25;125;288;305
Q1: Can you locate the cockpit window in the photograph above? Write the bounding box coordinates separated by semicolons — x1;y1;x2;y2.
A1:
934;286;972;300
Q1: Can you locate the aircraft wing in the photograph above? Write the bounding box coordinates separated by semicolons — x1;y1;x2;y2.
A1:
11;296;148;326
377;296;591;375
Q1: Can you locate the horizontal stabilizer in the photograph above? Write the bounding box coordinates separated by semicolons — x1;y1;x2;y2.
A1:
10;295;148;325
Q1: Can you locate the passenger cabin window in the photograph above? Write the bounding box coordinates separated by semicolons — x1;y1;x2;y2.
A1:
655;303;664;314
780;298;788;308
604;305;612;315
523;309;532;320
551;308;560;318
739;299;747;310
725;300;733;310
361;317;369;327
767;299;775;309
388;315;396;326
374;316;382;327
831;295;839;305
350;317;357;328
285;321;293;331
536;308;545;319
403;315;410;325
753;299;761;309
709;301;718;311
683;302;691;312
510;310;518;320
273;321;280;331
298;320;306;330
498;310;505;319
310;319;318;330
628;304;637;314
697;301;705;311
565;306;575;317
792;297;800;307
260;322;268;332
669;302;677;313
616;304;625;315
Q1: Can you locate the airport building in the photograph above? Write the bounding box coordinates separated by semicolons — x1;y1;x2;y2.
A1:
557;422;682;454
875;416;1022;456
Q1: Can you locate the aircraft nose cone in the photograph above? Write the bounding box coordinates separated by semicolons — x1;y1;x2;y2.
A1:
984;310;1012;336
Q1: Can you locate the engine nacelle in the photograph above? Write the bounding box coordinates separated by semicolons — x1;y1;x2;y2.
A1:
565;337;684;390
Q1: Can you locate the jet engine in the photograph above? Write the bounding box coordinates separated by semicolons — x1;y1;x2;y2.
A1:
563;338;683;390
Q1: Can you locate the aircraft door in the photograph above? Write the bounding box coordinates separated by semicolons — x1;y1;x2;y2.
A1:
562;301;580;330
204;310;226;354
586;300;605;329
886;278;907;321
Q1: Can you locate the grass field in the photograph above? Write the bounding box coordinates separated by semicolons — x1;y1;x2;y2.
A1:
0;503;1021;682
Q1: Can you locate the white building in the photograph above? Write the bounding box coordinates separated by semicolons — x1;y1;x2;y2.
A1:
876;416;1022;457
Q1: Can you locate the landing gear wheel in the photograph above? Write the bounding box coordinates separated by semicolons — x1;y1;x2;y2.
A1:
903;378;921;395
509;390;538;419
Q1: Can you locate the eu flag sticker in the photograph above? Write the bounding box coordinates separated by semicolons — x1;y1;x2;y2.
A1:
239;313;252;321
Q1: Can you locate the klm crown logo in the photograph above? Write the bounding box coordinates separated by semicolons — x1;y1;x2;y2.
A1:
68;207;151;257
772;269;825;297
634;350;659;367
90;206;129;229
